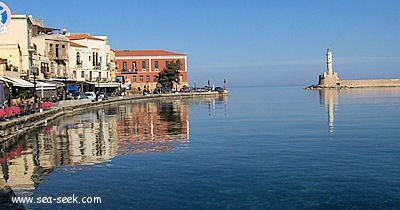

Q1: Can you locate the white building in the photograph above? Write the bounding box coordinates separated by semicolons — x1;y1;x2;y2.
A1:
67;33;112;83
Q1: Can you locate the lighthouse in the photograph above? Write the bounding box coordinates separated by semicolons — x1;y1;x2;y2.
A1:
326;48;333;75
318;48;339;87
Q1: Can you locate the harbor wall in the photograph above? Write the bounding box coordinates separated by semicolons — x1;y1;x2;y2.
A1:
339;79;400;88
0;91;228;143
309;76;400;89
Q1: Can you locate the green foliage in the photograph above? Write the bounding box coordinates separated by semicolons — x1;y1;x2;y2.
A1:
17;90;31;99
157;60;181;89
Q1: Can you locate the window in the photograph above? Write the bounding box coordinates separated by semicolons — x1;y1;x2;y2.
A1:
153;76;157;82
154;61;159;69
122;61;127;70
55;44;59;57
142;61;146;69
146;76;150;82
49;44;53;54
62;45;65;56
76;52;81;65
133;76;137;83
165;61;169;66
41;62;49;73
132;61;137;70
81;71;84;78
92;52;96;66
89;56;91;61
139;76;143;83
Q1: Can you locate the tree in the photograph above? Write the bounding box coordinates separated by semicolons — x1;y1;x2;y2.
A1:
157;60;181;89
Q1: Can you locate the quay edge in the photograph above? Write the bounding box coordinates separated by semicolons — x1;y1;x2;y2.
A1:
0;91;228;143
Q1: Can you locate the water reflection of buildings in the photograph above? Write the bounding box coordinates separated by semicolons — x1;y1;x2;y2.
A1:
319;89;339;133
0;98;195;195
0;136;36;196
66;112;119;165
117;100;190;154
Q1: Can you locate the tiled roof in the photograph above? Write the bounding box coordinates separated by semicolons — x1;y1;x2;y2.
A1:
67;33;104;41
70;41;87;48
114;50;186;57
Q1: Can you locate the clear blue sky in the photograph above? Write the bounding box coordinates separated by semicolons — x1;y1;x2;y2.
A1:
4;0;400;87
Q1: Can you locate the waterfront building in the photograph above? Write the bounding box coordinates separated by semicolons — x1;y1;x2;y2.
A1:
0;14;35;79
31;20;69;80
109;49;117;82
114;50;188;92
67;33;119;92
67;33;112;82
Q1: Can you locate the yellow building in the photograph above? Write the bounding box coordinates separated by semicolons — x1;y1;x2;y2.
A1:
0;14;35;78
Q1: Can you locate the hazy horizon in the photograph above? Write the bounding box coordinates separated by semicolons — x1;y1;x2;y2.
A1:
5;0;400;87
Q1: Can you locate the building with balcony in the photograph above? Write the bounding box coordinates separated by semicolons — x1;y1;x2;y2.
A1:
67;33;112;82
114;50;188;92
67;33;119;92
31;33;69;79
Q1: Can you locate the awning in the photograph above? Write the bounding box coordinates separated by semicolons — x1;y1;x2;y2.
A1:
86;82;121;88
42;80;65;88
36;81;56;90
2;77;34;88
0;77;15;84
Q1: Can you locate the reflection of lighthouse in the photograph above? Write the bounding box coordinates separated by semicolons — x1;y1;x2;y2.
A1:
319;89;339;133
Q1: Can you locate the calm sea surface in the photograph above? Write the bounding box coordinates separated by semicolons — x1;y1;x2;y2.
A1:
1;86;400;209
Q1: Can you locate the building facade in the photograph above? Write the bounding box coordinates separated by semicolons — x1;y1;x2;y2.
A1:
31;33;69;79
114;50;188;92
67;33;112;83
0;14;35;79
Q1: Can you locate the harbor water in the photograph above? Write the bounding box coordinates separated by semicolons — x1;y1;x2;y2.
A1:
1;86;400;209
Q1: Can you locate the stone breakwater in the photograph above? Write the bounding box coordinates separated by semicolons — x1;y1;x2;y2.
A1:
306;78;400;89
0;91;228;143
307;49;400;89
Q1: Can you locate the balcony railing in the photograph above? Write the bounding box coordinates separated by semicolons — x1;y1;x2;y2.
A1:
121;69;137;74
94;63;101;70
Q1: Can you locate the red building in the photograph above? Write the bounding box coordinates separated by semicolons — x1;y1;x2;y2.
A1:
114;50;188;93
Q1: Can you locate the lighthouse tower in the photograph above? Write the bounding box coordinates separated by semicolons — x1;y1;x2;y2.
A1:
319;48;339;87
326;48;333;75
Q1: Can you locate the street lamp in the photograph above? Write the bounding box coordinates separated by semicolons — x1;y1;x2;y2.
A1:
97;75;100;100
63;72;67;100
118;80;121;96
32;67;38;112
